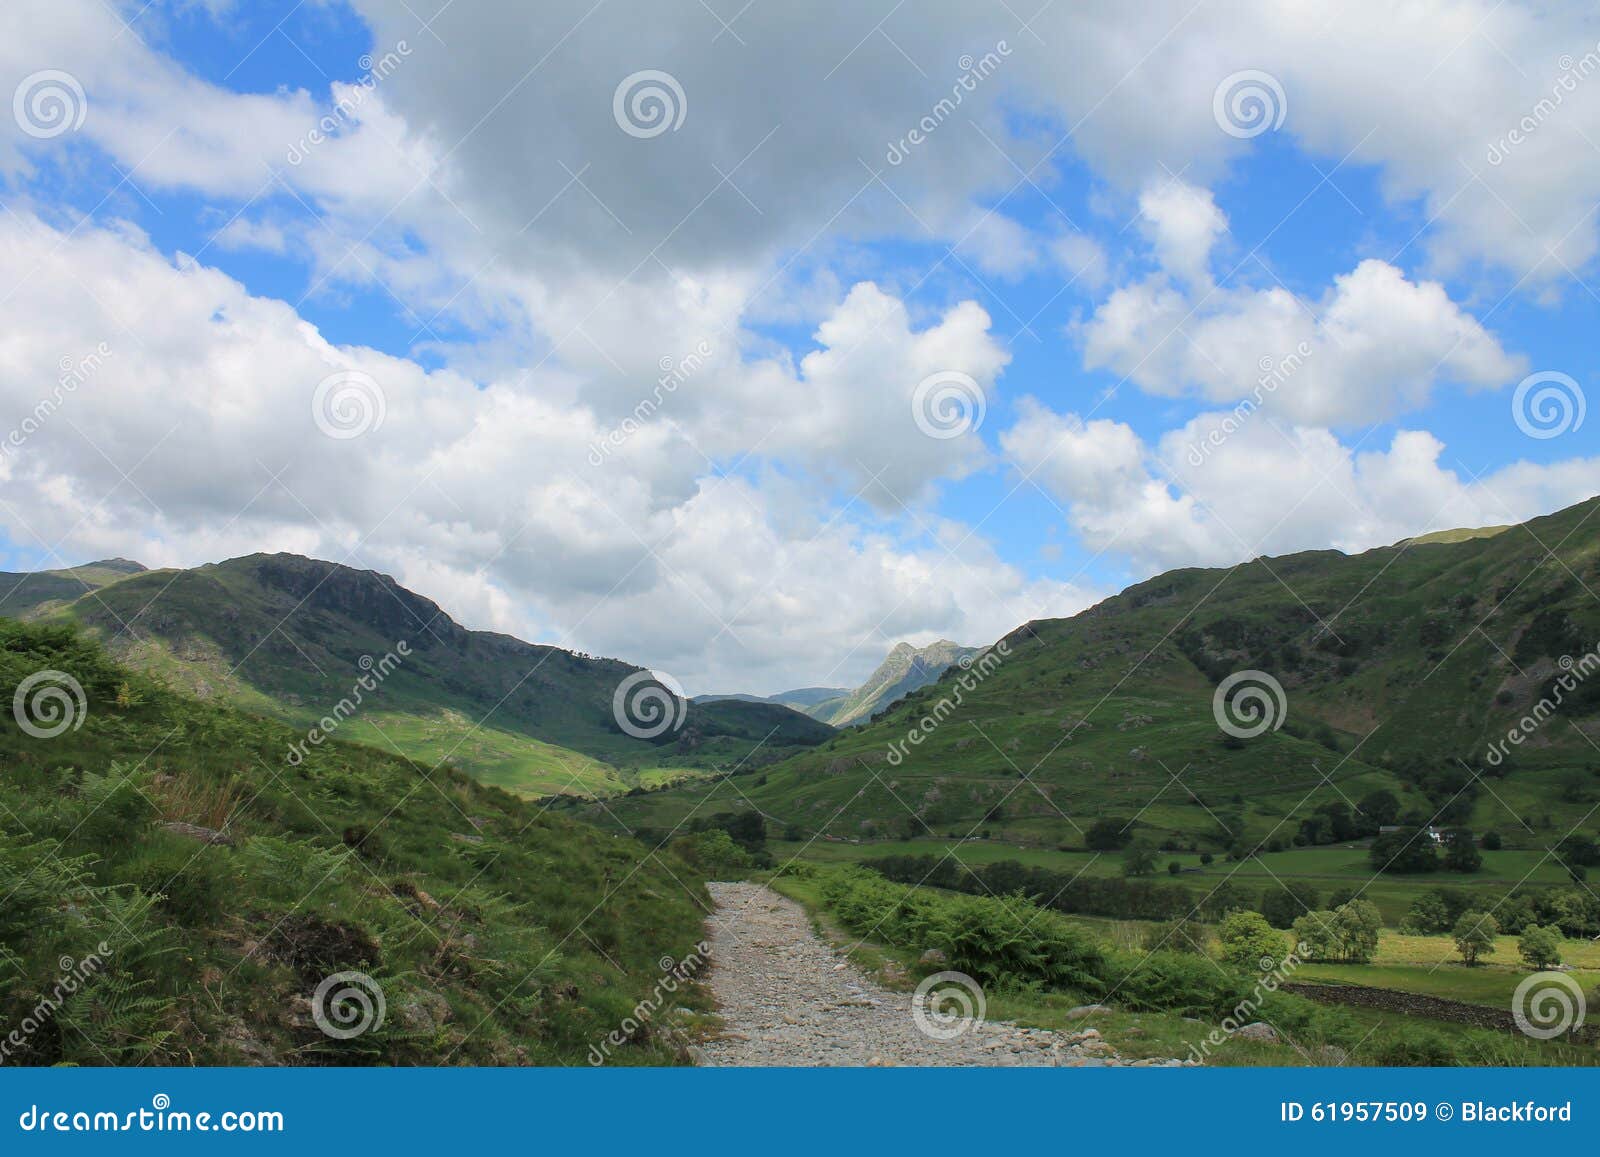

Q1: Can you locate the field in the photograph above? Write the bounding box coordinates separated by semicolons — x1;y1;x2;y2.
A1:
769;867;1600;1068
765;837;1576;924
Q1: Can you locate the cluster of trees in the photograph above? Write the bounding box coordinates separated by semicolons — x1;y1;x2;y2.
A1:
1292;900;1382;963
1402;884;1600;939
1369;827;1483;874
861;854;1251;922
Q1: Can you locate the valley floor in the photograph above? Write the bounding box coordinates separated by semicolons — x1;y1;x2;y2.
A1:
697;882;1187;1067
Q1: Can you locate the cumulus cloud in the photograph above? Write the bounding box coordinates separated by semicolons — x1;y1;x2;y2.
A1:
1003;399;1600;573
1081;245;1526;426
0;212;1084;692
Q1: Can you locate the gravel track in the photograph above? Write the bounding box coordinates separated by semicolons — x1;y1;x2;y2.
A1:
697;881;1190;1068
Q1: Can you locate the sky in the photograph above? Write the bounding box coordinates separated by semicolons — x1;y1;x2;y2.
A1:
0;0;1596;696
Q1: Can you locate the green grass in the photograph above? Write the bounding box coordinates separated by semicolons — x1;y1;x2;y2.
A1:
770;866;1599;1068
0;617;713;1066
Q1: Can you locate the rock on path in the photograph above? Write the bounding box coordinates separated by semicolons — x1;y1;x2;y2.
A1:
697;881;1188;1067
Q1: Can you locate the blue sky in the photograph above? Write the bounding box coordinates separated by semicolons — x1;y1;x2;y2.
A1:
1;0;1596;692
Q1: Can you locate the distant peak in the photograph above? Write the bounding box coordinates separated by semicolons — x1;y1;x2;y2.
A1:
80;558;146;574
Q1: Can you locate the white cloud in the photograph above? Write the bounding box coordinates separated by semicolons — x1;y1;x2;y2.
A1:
0;212;1080;692
1004;399;1600;573
1080;256;1526;426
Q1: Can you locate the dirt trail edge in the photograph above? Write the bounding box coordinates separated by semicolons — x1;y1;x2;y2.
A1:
697;881;1191;1067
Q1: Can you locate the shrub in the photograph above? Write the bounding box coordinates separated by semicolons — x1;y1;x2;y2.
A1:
1217;910;1286;971
1105;950;1254;1017
1453;911;1498;965
1518;923;1563;969
669;829;754;877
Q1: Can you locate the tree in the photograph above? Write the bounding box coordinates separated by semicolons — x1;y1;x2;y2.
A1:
1518;923;1563;970
1369;827;1439;874
1357;789;1401;830
1403;891;1451;934
1480;829;1503;851
1085;817;1133;851
1259;884;1320;930
1199;851;1214;866
1122;839;1159;877
671;829;755;877
1294;900;1380;963
1452;911;1498;966
1442;828;1482;873
1167;860;1182;876
1218;910;1286;971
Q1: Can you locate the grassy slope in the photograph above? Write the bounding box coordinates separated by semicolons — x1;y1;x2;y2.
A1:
5;553;830;799
593;498;1600;856
0;619;711;1065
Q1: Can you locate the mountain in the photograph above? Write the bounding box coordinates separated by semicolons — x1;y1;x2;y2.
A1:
0;557;146;618
0;616;708;1065
695;686;849;710
593;498;1600;851
696;642;979;728
808;639;983;727
1;553;831;798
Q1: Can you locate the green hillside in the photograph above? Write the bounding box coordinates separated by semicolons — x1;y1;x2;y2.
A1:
3;553;831;799
0;618;710;1065
589;498;1600;863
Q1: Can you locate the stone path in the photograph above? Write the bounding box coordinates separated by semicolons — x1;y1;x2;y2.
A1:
697;881;1190;1067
